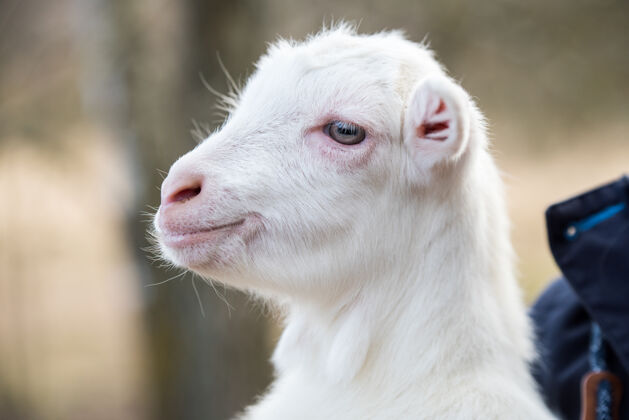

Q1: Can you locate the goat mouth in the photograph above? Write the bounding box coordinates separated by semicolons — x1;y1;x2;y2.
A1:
160;219;246;249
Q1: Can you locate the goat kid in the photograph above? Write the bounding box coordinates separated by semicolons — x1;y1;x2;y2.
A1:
154;27;556;420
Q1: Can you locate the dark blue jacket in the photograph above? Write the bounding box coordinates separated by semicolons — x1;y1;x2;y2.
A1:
531;175;629;419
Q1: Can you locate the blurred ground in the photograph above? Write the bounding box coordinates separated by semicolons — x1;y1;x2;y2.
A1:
0;128;149;420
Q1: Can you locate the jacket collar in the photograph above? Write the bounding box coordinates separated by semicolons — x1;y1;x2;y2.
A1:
546;175;629;373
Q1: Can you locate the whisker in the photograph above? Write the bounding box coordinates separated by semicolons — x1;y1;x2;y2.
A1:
190;272;234;316
199;72;239;116
210;277;234;317
216;51;241;96
191;277;206;318
190;119;213;144
145;270;187;287
156;168;168;180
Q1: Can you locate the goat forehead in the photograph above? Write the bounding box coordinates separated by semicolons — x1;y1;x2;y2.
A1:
230;32;443;139
237;50;403;128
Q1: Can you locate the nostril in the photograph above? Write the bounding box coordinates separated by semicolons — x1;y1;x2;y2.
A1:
160;164;204;207
166;184;202;205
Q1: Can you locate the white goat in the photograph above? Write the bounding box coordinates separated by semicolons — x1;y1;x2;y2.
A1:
155;26;556;420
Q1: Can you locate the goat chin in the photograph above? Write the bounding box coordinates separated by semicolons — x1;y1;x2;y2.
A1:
155;24;557;420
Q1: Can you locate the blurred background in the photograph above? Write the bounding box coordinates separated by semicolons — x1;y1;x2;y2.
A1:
0;0;627;419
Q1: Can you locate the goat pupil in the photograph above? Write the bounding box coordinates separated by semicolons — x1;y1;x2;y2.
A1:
337;124;355;135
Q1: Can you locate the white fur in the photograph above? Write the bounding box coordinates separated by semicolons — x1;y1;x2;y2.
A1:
155;25;556;419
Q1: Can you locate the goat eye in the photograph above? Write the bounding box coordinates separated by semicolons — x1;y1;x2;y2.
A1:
323;121;366;145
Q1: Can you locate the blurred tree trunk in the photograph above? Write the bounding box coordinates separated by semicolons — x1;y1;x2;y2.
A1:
74;1;273;419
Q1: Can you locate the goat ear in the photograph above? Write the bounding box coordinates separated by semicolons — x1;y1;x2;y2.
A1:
403;75;471;181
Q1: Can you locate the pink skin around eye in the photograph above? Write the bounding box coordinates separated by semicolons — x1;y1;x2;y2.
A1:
304;123;376;170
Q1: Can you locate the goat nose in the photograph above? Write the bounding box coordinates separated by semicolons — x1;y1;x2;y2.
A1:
160;171;203;207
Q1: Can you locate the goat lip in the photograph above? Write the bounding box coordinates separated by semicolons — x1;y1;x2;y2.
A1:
160;219;246;248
